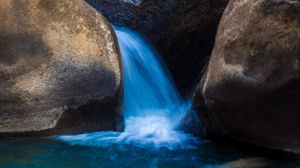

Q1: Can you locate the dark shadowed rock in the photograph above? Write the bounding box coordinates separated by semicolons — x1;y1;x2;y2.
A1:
193;0;300;153
85;0;137;26
86;0;228;95
0;0;123;136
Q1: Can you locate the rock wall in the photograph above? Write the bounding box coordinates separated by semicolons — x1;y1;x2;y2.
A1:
193;0;300;154
0;0;123;136
86;0;228;95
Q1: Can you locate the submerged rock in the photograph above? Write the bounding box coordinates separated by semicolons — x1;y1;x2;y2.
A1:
0;0;122;136
194;0;300;153
86;0;228;95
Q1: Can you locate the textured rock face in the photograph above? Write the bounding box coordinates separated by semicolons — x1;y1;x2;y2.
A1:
194;0;300;153
0;0;122;135
86;0;228;95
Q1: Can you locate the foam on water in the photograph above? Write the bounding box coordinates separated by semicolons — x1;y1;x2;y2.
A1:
58;117;198;150
58;26;198;150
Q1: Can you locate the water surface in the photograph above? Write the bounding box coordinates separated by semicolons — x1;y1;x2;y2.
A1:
58;26;197;150
0;137;299;168
1;26;299;168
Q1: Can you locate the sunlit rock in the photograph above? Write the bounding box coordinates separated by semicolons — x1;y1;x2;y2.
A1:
0;0;122;135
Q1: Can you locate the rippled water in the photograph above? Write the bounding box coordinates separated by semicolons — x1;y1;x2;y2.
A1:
1;137;299;168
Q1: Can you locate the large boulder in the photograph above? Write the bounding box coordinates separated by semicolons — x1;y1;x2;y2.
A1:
86;0;228;95
194;0;300;153
0;0;122;136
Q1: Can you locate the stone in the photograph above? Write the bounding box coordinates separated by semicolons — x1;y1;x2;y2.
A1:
0;0;122;136
194;0;300;153
86;0;229;95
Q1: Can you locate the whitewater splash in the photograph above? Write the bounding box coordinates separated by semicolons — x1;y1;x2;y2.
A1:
58;26;198;150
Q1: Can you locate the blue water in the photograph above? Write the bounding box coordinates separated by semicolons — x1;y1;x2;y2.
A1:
1;27;299;168
58;26;197;150
116;26;187;122
1;137;299;168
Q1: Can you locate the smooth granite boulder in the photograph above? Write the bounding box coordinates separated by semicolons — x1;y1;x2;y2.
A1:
194;0;300;153
0;0;122;136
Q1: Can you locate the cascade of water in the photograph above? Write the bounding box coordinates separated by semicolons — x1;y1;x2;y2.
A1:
58;26;198;150
116;26;187;126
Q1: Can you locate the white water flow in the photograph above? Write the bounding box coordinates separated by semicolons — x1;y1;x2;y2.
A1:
58;26;198;150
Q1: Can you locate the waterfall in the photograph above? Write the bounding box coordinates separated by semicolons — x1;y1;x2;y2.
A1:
58;26;198;150
116;26;187;126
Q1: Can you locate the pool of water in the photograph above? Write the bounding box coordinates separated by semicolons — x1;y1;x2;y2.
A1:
1;25;299;168
1;136;299;168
